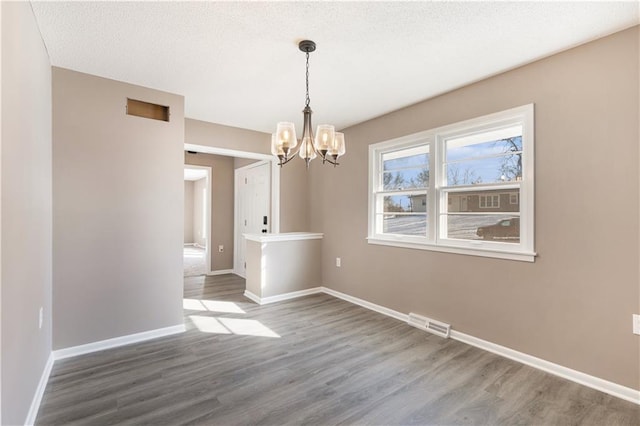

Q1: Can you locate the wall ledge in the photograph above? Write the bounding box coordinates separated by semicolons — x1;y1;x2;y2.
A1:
244;232;323;243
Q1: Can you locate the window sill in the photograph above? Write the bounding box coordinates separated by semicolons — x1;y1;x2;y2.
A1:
367;237;536;262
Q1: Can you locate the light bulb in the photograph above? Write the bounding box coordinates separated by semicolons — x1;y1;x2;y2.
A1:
276;122;297;150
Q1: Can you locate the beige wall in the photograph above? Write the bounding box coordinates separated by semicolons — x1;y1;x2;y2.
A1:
185;118;309;232
53;68;185;349
310;26;640;390
185;152;234;271
234;157;259;169
184;180;194;244
1;2;53;424
246;238;322;299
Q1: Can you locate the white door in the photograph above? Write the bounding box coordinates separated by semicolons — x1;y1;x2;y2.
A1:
235;162;271;277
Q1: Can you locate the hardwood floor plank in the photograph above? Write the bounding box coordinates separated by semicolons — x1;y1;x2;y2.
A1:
36;274;640;425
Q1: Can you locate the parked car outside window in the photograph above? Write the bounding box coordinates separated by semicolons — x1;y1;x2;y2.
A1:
476;217;520;241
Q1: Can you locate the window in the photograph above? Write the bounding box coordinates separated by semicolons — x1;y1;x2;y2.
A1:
479;195;500;209
368;104;535;262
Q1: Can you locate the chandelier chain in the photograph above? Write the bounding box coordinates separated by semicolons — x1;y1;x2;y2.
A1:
305;51;310;108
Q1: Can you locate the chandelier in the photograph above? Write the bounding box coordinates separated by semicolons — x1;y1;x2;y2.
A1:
271;40;346;168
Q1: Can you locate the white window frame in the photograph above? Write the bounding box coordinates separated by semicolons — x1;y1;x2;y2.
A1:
479;194;500;209
368;104;535;262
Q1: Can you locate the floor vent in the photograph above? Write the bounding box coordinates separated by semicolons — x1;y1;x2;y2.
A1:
407;313;451;338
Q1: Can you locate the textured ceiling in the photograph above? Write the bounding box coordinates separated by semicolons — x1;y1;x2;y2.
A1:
31;1;639;134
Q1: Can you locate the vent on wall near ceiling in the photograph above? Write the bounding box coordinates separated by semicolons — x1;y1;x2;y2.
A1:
126;98;170;122
407;312;451;338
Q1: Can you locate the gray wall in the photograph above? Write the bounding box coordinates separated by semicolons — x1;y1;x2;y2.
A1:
185;118;309;232
1;2;53;424
185;152;234;271
310;26;640;390
52;67;185;349
183;180;194;244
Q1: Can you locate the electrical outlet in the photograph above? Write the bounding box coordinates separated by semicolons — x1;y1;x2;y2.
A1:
633;314;640;335
39;307;43;330
218;245;224;253
336;257;341;267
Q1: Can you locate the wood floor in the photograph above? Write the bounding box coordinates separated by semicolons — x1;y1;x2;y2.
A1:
36;274;639;425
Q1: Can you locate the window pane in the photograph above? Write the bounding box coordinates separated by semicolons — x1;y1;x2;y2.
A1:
446;136;522;163
381;214;427;236
382;145;428;171
445;154;522;185
447;189;519;213
444;214;520;243
383;195;427;213
383;169;429;190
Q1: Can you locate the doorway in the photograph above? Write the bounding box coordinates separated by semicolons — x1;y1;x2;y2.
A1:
183;143;279;279
184;165;212;277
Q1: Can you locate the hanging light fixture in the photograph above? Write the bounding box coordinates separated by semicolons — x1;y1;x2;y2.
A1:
272;40;346;168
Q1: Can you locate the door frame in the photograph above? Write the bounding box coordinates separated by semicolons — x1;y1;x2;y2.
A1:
183;164;212;273
183;143;280;277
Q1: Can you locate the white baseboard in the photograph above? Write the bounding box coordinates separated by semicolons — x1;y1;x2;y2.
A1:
450;330;640;405
321;287;409;322
25;352;54;426
207;269;234;276
243;290;261;304
261;287;323;304
319;286;640;405
53;324;186;361
243;287;323;305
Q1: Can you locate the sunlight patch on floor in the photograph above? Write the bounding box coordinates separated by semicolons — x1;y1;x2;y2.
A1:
189;315;231;334
188;315;280;338
183;298;246;314
218;318;280;338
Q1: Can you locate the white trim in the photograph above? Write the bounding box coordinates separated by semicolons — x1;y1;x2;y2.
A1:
244;288;323;305
184;164;212;273
234;167;242;276
321;287;408;322
368;104;535;262
450;330;640;405
243;290;262;304
367;237;536;262
53;324;186;360
318;287;639;405
244;232;323;243
207;269;234;276
184;143;272;161
24;353;54;426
